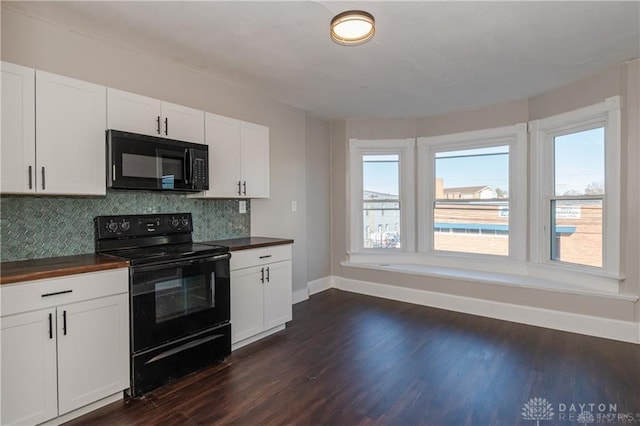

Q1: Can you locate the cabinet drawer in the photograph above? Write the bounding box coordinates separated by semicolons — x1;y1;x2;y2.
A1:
230;245;292;271
1;268;128;317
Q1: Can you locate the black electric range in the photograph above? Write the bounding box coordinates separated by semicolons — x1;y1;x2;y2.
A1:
94;213;232;396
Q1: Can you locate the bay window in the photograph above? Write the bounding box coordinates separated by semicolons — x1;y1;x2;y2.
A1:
417;124;528;261
530;96;621;276
346;96;621;291
349;139;415;253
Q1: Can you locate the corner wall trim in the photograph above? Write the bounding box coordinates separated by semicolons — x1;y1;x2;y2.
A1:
334;277;638;344
292;287;309;305
308;276;335;296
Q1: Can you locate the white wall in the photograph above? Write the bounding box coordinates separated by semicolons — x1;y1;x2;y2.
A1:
305;116;331;282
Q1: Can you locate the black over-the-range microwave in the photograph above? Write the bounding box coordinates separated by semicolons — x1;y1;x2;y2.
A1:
107;130;209;192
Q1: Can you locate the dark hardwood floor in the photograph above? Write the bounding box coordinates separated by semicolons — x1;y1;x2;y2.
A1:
67;289;640;425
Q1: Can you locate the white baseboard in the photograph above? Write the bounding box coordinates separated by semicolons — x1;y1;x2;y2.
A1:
232;324;286;351
314;276;636;344
292;287;309;304
308;276;335;296
44;392;123;425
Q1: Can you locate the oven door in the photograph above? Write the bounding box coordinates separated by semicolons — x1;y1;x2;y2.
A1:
130;253;230;353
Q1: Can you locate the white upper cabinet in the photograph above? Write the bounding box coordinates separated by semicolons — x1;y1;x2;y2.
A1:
1;63;106;196
240;121;270;198
105;88;161;137
195;112;269;198
36;71;107;195
161;100;205;143
202;112;242;197
107;88;204;143
1;62;35;193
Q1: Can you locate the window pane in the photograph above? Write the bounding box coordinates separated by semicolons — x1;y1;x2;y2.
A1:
363;154;399;199
554;127;604;196
363;154;400;249
363;202;400;248
551;199;602;267
434;146;509;256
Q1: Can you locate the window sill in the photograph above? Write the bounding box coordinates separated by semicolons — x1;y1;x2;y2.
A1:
341;257;635;302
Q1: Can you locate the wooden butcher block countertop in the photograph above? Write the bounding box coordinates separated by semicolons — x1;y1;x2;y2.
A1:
202;237;294;251
1;254;129;285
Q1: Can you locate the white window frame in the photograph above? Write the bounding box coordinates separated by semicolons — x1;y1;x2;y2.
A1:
348;138;415;254
529;96;621;278
417;124;528;264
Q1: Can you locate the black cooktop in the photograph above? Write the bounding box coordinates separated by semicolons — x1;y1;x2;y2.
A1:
105;242;229;266
94;213;229;266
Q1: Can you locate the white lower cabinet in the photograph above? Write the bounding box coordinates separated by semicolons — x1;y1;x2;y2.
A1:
1;308;58;425
230;245;292;348
0;269;129;425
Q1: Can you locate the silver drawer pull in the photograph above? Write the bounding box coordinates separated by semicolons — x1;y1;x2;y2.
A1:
41;290;73;298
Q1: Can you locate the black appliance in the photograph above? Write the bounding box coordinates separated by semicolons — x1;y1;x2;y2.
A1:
95;213;230;396
107;130;209;192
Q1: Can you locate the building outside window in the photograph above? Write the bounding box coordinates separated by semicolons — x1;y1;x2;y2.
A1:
551;127;604;267
433;145;510;256
362;154;401;248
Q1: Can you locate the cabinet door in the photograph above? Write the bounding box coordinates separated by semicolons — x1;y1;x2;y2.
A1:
203;113;242;197
1;62;35;193
1;309;58;425
161;101;205;143
107;88;161;137
36;71;107;195
56;294;129;415
240;121;270;198
230;267;264;343
263;260;292;330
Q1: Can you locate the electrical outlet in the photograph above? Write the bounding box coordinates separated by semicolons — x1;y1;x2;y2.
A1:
239;200;247;214
291;201;297;212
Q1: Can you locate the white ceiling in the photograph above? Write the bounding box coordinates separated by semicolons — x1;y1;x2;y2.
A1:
4;1;639;120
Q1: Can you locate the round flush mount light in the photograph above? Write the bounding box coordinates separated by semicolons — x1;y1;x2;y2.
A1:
330;10;375;45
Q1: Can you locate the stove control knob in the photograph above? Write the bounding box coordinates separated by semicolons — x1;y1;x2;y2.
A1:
181;218;189;227
120;221;131;231
107;222;119;233
170;218;180;228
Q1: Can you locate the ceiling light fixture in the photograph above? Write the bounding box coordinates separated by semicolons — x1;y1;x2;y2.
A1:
330;10;375;46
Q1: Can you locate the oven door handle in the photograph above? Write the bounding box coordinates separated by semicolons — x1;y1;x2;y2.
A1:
144;333;226;365
133;253;231;273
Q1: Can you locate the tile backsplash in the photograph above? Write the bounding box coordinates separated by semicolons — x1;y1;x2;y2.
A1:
0;191;250;262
